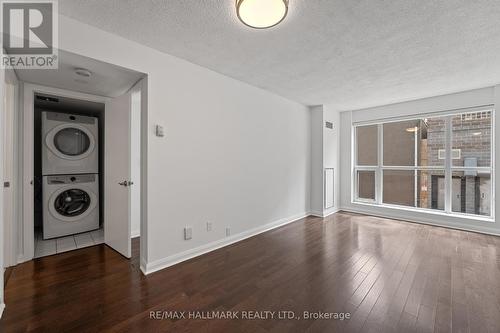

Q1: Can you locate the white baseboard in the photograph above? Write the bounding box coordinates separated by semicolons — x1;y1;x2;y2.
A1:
0;303;5;319
308;208;339;218
308;210;324;217
143;212;309;275
131;229;140;238
140;256;148;276
322;208;339;217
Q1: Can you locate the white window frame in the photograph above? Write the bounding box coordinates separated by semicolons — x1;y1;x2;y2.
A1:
352;106;495;221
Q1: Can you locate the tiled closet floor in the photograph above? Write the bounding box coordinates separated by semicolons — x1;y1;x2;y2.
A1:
34;228;104;258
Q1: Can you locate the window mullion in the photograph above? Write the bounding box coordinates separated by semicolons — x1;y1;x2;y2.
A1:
445;116;452;213
377;124;383;204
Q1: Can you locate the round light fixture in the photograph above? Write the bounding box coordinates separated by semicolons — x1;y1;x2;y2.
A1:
236;0;289;29
75;68;92;78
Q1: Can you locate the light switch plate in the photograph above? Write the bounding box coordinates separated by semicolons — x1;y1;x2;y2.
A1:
156;125;165;137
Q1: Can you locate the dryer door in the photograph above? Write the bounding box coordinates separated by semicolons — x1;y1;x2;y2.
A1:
46;124;96;161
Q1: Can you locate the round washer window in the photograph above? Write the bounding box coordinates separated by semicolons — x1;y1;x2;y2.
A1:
53;128;91;156
54;189;91;217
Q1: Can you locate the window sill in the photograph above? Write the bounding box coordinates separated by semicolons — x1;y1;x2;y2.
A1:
351;200;495;223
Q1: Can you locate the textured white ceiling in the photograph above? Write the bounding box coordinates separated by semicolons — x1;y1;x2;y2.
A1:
59;0;500;109
17;50;144;97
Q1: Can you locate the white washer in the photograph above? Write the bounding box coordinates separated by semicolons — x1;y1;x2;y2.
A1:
43;174;99;239
42;112;99;175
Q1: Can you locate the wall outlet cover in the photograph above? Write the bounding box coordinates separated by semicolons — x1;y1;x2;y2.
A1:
184;227;192;240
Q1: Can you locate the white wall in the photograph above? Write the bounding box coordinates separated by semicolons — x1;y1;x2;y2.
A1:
310;106;323;215
0;53;5;318
55;16;310;272
338;86;500;235
323;106;340;215
309;105;340;217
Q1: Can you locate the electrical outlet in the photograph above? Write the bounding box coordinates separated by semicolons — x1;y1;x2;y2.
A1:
225;227;231;237
184;227;192;240
206;222;212;231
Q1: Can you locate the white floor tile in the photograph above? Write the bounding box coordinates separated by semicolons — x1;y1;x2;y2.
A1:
34;229;103;258
56;236;77;253
74;233;94;248
34;239;56;258
90;229;104;244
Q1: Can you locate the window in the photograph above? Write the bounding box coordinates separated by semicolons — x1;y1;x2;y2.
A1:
353;108;494;219
356;125;378;166
357;170;375;201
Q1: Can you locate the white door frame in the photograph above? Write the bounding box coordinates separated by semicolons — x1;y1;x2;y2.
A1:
3;68;19;268
1;56;6;318
20;82;148;265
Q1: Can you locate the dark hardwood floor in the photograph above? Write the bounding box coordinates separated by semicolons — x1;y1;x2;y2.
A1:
2;212;500;332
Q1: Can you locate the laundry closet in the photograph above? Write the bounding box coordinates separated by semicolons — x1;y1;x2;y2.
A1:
2;50;146;265
34;95;105;256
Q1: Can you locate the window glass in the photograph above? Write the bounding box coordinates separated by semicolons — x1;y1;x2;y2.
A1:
54;128;90;156
383;118;445;167
382;170;415;207
356;125;377;166
452;111;492;167
357;171;375;200
354;110;493;218
451;171;491;216
420;117;446;167
416;170;445;210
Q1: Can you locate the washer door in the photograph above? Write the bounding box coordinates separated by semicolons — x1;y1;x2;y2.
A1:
46;124;96;161
49;186;97;222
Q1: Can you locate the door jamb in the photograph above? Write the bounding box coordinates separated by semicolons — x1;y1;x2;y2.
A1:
3;69;19;268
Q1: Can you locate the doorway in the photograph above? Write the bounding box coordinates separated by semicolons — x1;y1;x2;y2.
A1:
33;94;105;257
7;50;147;264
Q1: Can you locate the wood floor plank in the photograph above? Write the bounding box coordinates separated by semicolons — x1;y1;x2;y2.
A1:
2;213;500;332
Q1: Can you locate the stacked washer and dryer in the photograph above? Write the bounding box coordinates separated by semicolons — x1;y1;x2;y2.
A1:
42;112;100;239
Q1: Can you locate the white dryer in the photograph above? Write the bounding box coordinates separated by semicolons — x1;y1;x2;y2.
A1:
42;112;99;175
43;174;99;239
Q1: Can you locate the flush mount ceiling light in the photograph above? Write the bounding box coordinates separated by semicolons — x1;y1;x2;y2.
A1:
236;0;289;29
75;68;92;78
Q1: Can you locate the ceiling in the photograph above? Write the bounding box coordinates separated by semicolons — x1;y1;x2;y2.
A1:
16;50;144;97
35;93;104;116
59;0;500;109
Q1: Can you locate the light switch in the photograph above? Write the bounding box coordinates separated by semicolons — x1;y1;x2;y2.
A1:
156;125;165;137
